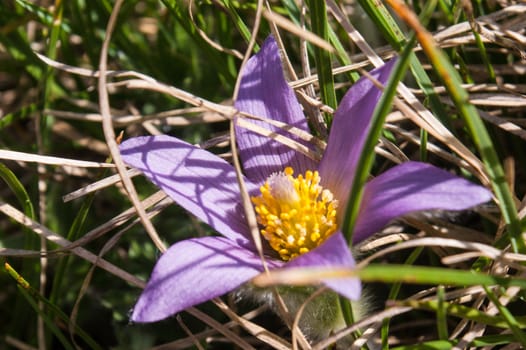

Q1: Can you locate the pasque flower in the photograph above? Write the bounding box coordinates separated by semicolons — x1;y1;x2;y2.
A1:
120;37;492;323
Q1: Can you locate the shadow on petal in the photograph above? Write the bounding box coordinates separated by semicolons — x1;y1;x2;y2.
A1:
353;161;492;243
235;37;317;183
319;59;397;208
120;135;258;248
131;236;284;323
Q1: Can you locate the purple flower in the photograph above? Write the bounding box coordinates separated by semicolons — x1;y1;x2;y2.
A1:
120;37;492;323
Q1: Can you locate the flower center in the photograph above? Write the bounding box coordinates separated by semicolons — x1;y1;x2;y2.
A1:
251;167;339;261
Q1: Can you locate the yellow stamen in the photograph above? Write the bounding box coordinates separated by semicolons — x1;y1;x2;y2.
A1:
251;167;338;261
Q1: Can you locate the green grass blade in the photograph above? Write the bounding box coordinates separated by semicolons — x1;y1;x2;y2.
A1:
159;0;236;84
0;163;35;219
483;286;526;346
356;0;405;48
390;334;517;349
14;0;71;32
307;0;337;124
48;191;96;305
39;0;64;150
280;0;359;82
341;36;414;243
359;264;526;289
49;162;111;306
15;284;75;350
386;1;524;253
0;161;39;340
357;0;451;126
399;297;526;332
419;128;428;161
222;0;255;48
381;247;423;349
436;286;448;340
5;263;104;350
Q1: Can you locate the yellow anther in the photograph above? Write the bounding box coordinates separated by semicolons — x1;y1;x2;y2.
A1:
251;167;339;261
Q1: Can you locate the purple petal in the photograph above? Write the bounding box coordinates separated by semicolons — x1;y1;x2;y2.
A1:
319;59;397;207
286;231;361;300
131;236;282;323
353;161;493;243
120;135;258;246
235;36;317;183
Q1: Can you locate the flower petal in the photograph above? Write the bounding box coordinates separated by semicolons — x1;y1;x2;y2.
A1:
353;161;493;243
286;231;361;300
319;59;397;206
235;36;316;183
131;236;281;323
120;135;257;246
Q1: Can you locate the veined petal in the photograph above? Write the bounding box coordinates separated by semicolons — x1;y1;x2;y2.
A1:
319;59;397;207
235;36;316;183
120;135;257;246
353;161;493;243
286;231;361;300
131;237;280;323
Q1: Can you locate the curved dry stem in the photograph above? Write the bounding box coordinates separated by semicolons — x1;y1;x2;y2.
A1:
97;0;165;253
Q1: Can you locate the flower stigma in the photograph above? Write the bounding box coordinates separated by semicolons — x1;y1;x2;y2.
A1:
251;167;339;261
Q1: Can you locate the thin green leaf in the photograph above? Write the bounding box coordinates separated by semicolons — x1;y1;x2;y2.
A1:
5;263;104;350
483;286;526;346
388;2;525;253
307;0;337;124
359;264;526;289
436;286;448;340
14;0;71;32
390;334;517;350
382;247;424;350
357;0;452;126
222;0;255;49
159;0;236;84
341;36;414;243
398;298;526;330
0;163;35;219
